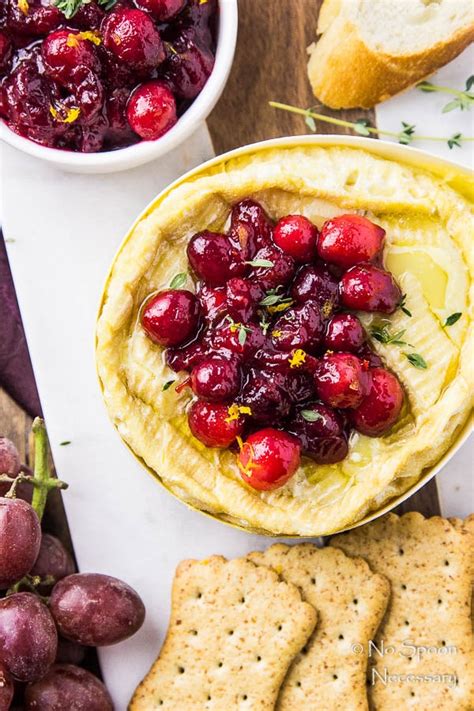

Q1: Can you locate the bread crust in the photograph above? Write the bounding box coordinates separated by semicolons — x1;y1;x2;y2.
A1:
308;5;474;109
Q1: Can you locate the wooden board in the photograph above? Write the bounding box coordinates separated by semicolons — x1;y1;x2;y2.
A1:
207;0;376;153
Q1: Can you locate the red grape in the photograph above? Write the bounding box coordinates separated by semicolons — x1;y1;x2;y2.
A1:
24;664;113;711
30;534;75;592
0;662;14;710
0;593;57;682
0;437;20;476
49;573;145;646
0;498;41;589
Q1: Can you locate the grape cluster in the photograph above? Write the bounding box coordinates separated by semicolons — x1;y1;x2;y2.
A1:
0;425;145;710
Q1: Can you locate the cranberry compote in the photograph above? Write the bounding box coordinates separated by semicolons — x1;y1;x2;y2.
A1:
0;0;217;152
141;201;407;491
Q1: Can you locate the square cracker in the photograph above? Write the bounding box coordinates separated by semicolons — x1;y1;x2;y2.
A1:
249;544;389;711
129;555;317;710
331;512;474;710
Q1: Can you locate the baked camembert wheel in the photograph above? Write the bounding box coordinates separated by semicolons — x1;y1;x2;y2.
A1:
96;145;473;535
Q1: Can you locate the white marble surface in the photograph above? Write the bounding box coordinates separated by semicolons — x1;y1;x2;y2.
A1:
1;47;473;710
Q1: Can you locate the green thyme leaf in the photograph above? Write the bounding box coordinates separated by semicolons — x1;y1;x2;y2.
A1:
162;380;175;391
417;81;435;93
305;114;317;132
59;440;71;446
405;352;428;369
442;99;462;113
398;294;412;317
169;273;187;289
54;0;116;18
466;75;474;91
447;132;463;149
444;312;462;327
398;122;416;145
238;324;249;346
301;410;325;423
354;118;371;136
259;318;271;335
245;258;275;268
370;325;411;347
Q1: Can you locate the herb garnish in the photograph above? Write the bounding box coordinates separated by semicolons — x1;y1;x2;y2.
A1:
259;288;293;312
370;325;411;347
169;273;187;289
405;353;428;370
59;441;71;446
301;410;324;423
444;312;462;327
162;380;175;391
417;77;474;113
54;0;117;19
269;101;474;150
245;258;275;268
225;316;252;345
398;294;412;317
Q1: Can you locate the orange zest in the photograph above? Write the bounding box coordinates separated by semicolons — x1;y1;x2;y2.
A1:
236;438;257;479
225;404;252;423
288;349;307;368
67;31;102;48
18;0;29;15
49;104;81;124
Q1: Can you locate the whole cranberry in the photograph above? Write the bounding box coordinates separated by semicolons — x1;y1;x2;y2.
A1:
238;428;301;491
197;283;228;323
271;301;323;354
162;41;214;99
188;400;244;448
250;245;295;291
166;339;206;372
226;278;264;322
127;80;177;140
102;8;165;71
187;231;244;287
289;403;348;464
69;1;105;30
324;313;366;352
316;353;370;409
251;347;317;376
207;321;266;362
340;264;402;314
286;370;316;403
7;0;62;36
0;31;12;72
137;0;187;20
350;367;404;436
273;214;319;262
191;356;241;402
291;264;340;317
318;214;385;268
141;289;200;347
228;198;273;260
237;369;291;424
42;30;100;84
171;0;217;50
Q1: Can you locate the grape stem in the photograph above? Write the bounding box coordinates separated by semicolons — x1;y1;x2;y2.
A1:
8;573;56;600
31;417;68;522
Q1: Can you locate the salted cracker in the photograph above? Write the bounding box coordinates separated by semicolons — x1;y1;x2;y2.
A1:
129;555;317;710
331;512;474;710
249;543;389;711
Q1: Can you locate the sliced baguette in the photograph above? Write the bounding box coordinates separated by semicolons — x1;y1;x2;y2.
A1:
308;0;474;109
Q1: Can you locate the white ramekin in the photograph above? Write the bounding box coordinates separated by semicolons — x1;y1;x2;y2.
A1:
0;0;237;173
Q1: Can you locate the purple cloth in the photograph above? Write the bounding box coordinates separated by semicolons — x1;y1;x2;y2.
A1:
0;232;42;417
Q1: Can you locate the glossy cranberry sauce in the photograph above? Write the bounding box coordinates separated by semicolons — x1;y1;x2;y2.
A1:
0;0;217;152
141;201;406;491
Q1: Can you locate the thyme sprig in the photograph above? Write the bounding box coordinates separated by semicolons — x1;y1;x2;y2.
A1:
370;325;412;347
269;101;474;150
54;0;117;19
417;77;474;113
